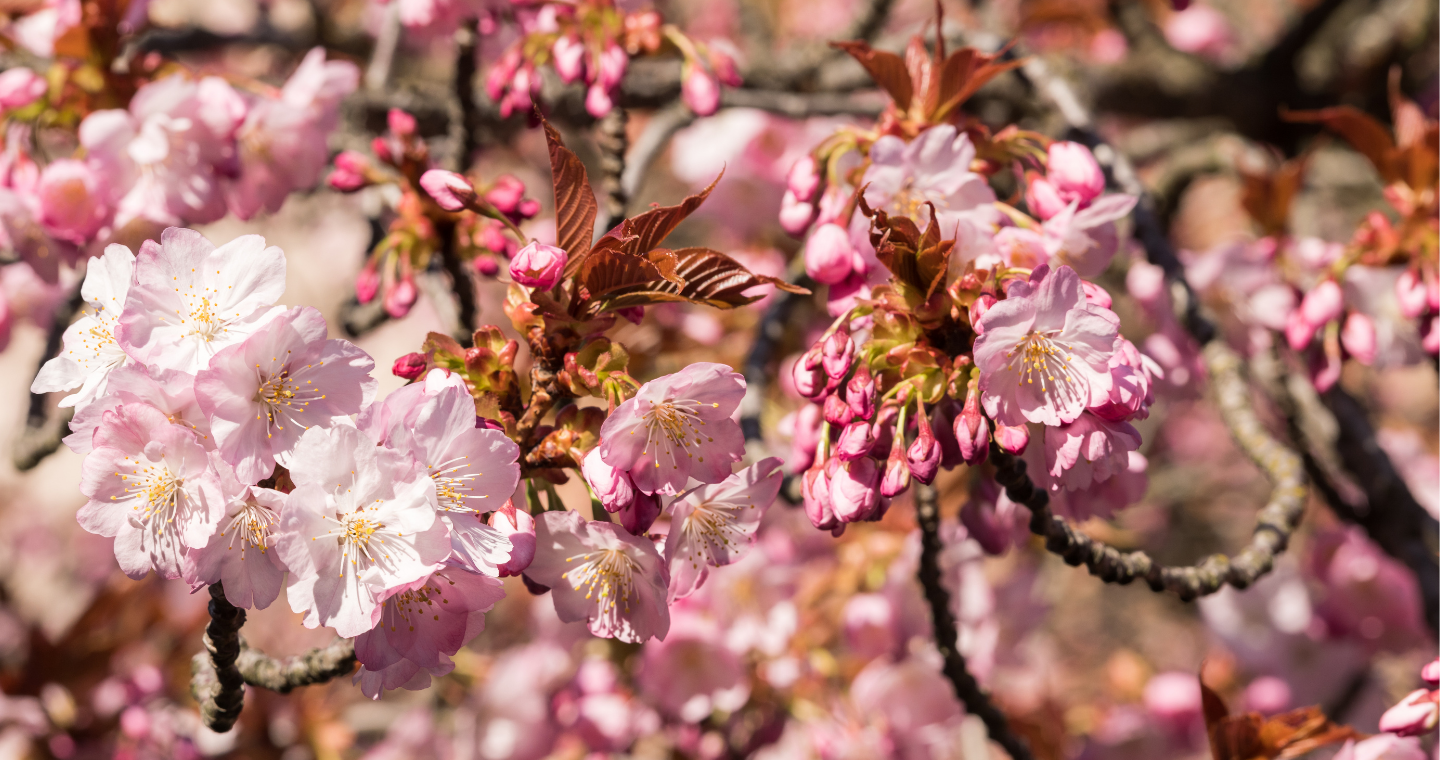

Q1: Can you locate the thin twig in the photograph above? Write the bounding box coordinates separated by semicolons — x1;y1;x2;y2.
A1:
15;284;83;471
915;484;1035;760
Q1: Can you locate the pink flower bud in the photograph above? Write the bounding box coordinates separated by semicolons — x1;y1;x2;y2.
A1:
1423;659;1439;688
870;404;898;456
832;457;880;523
787;156;820;202
1046;141;1105;206
791;356;826;399
120;706;150;740
486;174;527;215
490;505;536;576
710;48;742;87
1396;269;1428;318
682;67;720;116
880;437;911;498
1163;4;1232;59
474;256;500;277
619;491;661;535
1378;689;1439;737
385;273;418;318
779;190;817;237
392;352;427;380
1144;672;1202;730
1300;279;1344;327
597;44;628;90
1025;175;1067;221
585;82;614;118
1340;312;1377;365
510;241;567;290
1425;316;1440;356
1285;309;1317;350
906;409;942;485
387;108;417;138
582;448;636;512
1081;280;1112;309
356;263;380;303
835;420;875;461
846;364;875;419
802;465;837;530
994;422;1029;454
805;223;856;285
821;331;854;380
0;67;45;109
36;158;106;244
955;393;989;465
552;35;586;84
969;294;997;334
1242;676;1291;715
420;169;476;212
823;392;854;426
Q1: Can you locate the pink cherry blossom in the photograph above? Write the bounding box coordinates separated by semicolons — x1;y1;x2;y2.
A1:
31;243;135;411
597;362;746;495
509;241;567;290
1044;142;1106;208
116;227;287;373
489;506;536;577
804;223;856;285
1378;688;1438;737
663;458;783;601
64;363;210;455
274;425;451;638
78;403;221;580
9;0;81;58
638;617;749;721
974;265;1120;427
1039;195;1138;277
1044;412;1142;491
184;467;288;610
832;457;880;523
1333;735;1427;760
525;510;670;643
681;67;720;116
419;169;476;212
861;124;998;243
195;305;377;483
353;564;505;699
35;158;111;244
0;67;46;110
583;447;637;512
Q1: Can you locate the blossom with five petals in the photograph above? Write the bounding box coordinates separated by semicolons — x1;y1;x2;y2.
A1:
31;243;135;411
663;458;784;602
183;462;288;609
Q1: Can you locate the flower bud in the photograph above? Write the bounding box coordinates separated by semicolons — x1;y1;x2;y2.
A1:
802;466;837;530
787;155;820;202
387;108;417;138
1396;268;1429;318
619;491;661;535
420;169;476;212
880;436;911;498
823;392;854;426
1046;141;1105;206
552;35;586;83
994;422;1029;454
1377;689;1439;737
486;175;528;216
1340;312;1377;365
1025;175;1067;221
1299;279;1344;328
805;223;856;285
955;393;989;465
1283;308;1316;351
329;150;370;192
384;272;418;318
906;409;941;485
1424;660;1440;688
969;294;997;334
36;159;107;244
835;420;875;461
792;355;826;399
474;256;500;277
0;67;45;109
1081;280;1112;309
832;457;880;523
355;262;380;303
846;364;875;419
392;352;427;380
597;43;628;90
510;241;567;290
490;504;536;576
585;82;614;119
582;448;636;512
821;331;854;380
681;66;720;117
779;190;817;237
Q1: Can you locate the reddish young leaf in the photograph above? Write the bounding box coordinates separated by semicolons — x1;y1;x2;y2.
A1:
592;247;807;313
931;45;1023;123
573;248;664;313
599;170;723;258
539;113;599;262
1284;106;1398;183
1200;673;1359;760
1240;153;1310;237
646;248;686;286
832;41;914;109
905;35;936;115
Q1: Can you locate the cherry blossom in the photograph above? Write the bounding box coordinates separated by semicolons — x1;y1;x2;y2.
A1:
30;242;135;411
597;362;746;495
973;265;1120;427
861;124;997;245
64;363;210;455
525;510;670;643
78;403;221;580
195;305;376;483
274;425;451;638
183;464;288;609
663;458;784;601
1043;412;1143;491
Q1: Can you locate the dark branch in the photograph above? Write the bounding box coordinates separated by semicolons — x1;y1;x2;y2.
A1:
594;106;629;232
15;284;84;471
915;484;1035;760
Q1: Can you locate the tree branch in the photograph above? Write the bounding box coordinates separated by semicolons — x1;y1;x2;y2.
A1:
915;483;1035;760
595;106;629;233
14;283;84;471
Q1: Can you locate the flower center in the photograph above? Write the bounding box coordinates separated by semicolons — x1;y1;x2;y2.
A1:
380;577;453;632
254;358;326;436
563;549;640;613
430;455;481;512
221;499;277;559
640;398;719;468
115;460;184;535
677;501;751;567
319;508;389;579
1005;331;1081;398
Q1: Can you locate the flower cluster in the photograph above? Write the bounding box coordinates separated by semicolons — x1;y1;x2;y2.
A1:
39;227;525;698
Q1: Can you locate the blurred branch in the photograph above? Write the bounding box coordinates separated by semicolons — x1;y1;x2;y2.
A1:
439;21;483;343
915;484;1035;760
364;1;402;92
14;283;83;472
191;583;357;732
595;106;629;232
621;102;693;201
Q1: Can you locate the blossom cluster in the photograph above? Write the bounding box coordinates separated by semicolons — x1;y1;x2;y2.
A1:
38;227;530;698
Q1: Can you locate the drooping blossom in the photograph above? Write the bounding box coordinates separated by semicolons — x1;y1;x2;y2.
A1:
31;243;135;411
195;305;376;483
973;265;1120;427
78;403;221;580
663;458;783;601
1044;412;1143;491
64;363;210;455
1036;195;1138;277
274;425;451;638
1378;688;1439;737
116;227;287;373
597;362;746;495
524;509;670;643
183;464;287;609
352;564;506;699
360;370;521;575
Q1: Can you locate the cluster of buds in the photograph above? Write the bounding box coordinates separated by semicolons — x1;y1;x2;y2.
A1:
329;109;539;318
